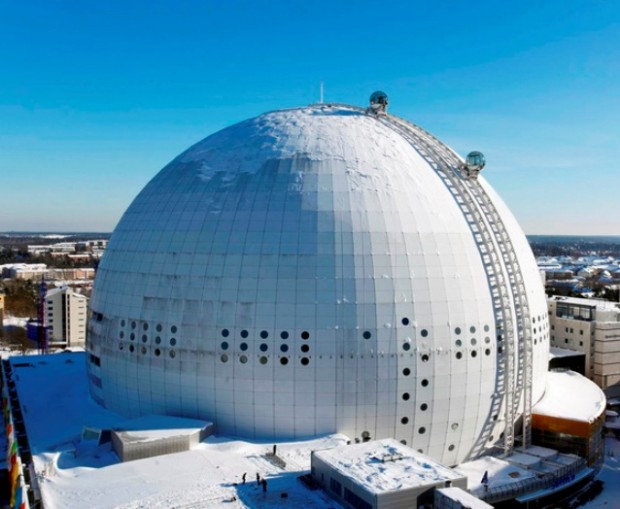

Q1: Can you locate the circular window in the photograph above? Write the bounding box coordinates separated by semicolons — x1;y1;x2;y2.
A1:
142;334;148;343
240;342;248;351
420;403;428;411
455;327;461;335
143;323;148;331
421;379;429;387
484;324;490;332
401;417;409;425
280;331;289;339
301;344;310;353
131;321;136;329
498;347;503;354
419;427;426;434
471;351;477;358
119;342;124;350
362;431;371;439
403;368;411;376
402;392;410;401
363;331;371;340
141;346;147;355
484;336;491;344
421;354;429;362
154;348;161;357
240;355;248;364
156;324;162;332
470;326;476;333
260;343;268;352
170;338;177;346
121;319;126;327
171;325;177;334
402;317;410;326
456;352;462;360
451;422;459;430
420;329;428;337
259;356;268;365
448;444;455;451
488;435;494;442
403;343;411;351
471;338;477;346
169;350;176;358
301;357;310;366
221;329;230;337
260;330;269;339
129;344;135;353
221;341;229;350
280;344;289;353
485;348;491;356
130;333;135;341
455;339;462;347
155;336;162;344
221;354;228;363
120;331;125;339
241;329;249;338
301;331;310;340
280;357;288;366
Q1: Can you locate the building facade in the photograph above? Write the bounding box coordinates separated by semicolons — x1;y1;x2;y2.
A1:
548;296;620;396
46;287;88;347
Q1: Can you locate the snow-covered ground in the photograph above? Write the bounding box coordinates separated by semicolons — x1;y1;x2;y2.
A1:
6;351;620;508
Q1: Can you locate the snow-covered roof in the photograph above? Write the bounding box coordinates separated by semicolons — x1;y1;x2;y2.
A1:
114;415;211;444
313;439;464;494
436;487;493;508
549;346;585;360
533;370;606;423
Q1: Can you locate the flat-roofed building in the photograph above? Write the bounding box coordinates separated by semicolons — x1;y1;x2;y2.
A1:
311;439;467;509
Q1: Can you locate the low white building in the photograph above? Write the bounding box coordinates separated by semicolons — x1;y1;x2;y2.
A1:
46;287;88;347
548;296;620;396
311;439;467;509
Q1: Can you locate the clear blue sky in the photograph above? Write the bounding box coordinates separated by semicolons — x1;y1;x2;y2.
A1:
1;1;618;234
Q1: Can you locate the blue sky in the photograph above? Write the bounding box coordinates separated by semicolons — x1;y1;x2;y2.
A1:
1;1;618;234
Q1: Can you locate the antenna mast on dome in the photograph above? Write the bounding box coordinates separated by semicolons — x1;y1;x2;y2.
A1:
319;81;324;104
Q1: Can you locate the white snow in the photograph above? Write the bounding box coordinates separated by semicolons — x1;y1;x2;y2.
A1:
549;346;584;359
114;415;211;443
455;455;536;492
533;370;606;423
313;439;465;493
8;352;620;508
9;352;348;508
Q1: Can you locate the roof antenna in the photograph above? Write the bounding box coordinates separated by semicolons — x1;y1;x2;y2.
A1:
319;81;324;104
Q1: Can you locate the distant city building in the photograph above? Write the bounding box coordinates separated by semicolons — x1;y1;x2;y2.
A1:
27;239;108;257
0;264;95;283
0;263;48;281
548;295;620;396
46;287;88;347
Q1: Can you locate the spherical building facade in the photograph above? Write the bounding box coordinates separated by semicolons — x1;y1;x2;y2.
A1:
87;103;549;465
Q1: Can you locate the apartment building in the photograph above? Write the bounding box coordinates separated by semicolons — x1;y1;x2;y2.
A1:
548;295;620;397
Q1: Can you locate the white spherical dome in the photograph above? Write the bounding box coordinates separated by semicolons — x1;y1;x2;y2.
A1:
87;105;549;464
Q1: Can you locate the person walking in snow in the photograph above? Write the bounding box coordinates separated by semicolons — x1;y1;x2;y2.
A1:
242;472;246;484
262;478;267;493
256;472;261;485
